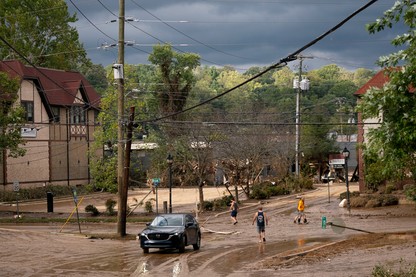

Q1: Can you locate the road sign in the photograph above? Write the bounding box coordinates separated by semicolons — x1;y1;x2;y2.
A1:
152;178;160;187
13;181;20;192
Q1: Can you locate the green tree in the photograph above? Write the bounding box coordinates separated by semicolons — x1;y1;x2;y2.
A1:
357;0;416;184
301;105;337;177
148;44;200;119
0;72;26;158
0;0;89;71
89;64;158;192
79;64;108;94
272;66;295;89
353;68;375;87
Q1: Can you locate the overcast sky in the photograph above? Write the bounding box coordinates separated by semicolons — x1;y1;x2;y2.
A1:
66;0;405;72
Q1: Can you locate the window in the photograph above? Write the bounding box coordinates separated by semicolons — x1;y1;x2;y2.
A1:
71;106;85;124
51;106;60;123
21;101;34;122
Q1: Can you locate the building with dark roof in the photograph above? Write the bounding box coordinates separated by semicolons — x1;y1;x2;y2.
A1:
0;60;101;190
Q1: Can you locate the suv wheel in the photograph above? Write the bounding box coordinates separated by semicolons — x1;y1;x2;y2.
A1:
193;234;201;250
178;236;186;253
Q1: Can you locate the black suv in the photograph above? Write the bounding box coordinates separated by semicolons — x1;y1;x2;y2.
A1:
138;213;201;253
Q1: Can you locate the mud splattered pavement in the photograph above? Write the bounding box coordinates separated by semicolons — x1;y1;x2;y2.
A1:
0;184;415;276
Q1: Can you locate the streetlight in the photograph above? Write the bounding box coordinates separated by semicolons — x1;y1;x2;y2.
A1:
167;153;173;213
342;147;350;212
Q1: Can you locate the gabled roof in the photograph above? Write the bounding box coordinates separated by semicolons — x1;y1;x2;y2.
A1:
354;67;414;96
0;60;100;109
354;69;389;96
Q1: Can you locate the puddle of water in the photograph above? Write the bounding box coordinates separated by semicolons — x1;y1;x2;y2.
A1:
205;236;335;275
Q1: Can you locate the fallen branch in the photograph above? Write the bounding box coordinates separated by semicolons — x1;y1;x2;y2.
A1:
201;227;241;235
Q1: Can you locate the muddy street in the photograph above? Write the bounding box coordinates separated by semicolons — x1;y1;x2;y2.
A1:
0;183;415;276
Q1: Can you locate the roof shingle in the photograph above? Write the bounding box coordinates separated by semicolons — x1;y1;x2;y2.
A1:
0;60;100;109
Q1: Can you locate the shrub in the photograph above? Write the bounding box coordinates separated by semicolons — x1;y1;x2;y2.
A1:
0;185;91;202
372;259;416;276
105;199;117;215
85;204;100;216
251;184;271;200
404;184;416;202
365;198;381;208
198;201;214;211
384;183;396;194
144;200;153;213
267;185;290;196
350;196;368;208
282;176;314;193
250;181;291;200
339;191;360;200
199;195;233;211
364;160;387;192
380;194;399;206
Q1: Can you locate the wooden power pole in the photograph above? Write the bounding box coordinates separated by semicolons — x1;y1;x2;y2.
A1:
117;0;126;236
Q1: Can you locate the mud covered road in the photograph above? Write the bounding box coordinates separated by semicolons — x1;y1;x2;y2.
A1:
0;183;415;276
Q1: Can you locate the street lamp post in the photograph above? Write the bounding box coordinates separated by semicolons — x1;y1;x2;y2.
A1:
167;154;173;213
342;147;350;212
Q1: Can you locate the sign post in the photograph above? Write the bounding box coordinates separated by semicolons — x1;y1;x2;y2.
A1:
13;181;20;219
152;178;160;214
72;187;82;233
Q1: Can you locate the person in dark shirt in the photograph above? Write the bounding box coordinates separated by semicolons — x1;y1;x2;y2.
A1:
230;198;238;225
252;206;269;243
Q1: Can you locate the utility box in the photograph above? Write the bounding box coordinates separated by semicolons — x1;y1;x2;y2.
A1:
113;63;124;79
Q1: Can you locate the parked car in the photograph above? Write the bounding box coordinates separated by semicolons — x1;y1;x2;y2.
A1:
138;213;201;253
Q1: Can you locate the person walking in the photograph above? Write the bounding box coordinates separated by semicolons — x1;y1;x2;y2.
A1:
230;198;238;225
294;196;307;224
252;206;268;243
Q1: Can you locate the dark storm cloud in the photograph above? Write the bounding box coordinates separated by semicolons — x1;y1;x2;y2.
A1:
66;0;405;71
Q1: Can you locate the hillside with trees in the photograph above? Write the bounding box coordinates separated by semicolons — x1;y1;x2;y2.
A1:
91;45;374;206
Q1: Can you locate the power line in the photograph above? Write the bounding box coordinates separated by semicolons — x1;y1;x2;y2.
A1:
129;0;254;62
136;0;379;124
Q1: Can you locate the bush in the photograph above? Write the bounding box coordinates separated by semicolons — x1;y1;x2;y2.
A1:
105;199;117;215
384;183;396;194
339;191;360;200
85;204;100;216
372;259;416;276
365;198;381;208
380;194;399;206
350;196;368;208
251;184;271;200
364;160;386;191
0;185;90;202
349;194;399;208
199;195;233;211
281;176;314;193
144;200;153;213
404;184;416;202
198;201;214;211
250;181;291;200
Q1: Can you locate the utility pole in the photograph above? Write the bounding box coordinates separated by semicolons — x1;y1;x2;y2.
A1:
294;54;312;177
117;0;126;236
122;106;135;216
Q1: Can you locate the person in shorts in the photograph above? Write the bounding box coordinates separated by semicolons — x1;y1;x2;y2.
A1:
230;198;238;224
252;206;268;242
294;197;307;224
